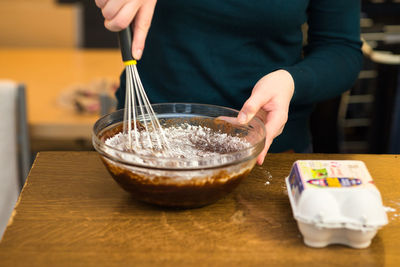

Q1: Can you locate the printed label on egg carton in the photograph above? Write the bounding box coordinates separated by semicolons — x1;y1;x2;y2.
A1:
288;160;375;205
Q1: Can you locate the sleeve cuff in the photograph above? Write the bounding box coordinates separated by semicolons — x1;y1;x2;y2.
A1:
281;65;316;105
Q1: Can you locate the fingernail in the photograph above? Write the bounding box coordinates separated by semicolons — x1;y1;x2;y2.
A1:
238;112;247;124
134;49;143;60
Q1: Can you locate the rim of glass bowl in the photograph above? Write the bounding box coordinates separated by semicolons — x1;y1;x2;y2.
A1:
92;103;266;171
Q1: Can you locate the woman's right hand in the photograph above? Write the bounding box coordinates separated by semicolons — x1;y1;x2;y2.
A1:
95;0;157;59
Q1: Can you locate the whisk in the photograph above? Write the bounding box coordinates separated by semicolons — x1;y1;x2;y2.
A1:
118;27;170;154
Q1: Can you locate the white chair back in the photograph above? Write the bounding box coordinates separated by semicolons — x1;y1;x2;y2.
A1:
0;80;30;238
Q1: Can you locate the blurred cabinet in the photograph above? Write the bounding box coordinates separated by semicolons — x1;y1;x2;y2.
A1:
337;61;379;153
336;1;400;154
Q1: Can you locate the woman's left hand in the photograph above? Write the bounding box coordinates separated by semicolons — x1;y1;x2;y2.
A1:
238;69;295;165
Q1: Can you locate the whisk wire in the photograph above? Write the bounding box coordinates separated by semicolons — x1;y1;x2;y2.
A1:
132;65;153;149
133;66;171;151
129;66;140;149
123;71;132;149
119;27;170;155
123;63;171;155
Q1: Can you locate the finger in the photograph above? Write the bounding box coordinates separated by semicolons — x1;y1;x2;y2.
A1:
264;109;287;140
256;109;287;165
105;2;138;31
102;0;128;21
238;84;273;124
217;113;271;165
132;0;157;59
256;138;272;165
215;116;240;125
95;0;108;9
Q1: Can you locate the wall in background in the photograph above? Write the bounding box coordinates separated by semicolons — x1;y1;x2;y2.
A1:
0;0;80;47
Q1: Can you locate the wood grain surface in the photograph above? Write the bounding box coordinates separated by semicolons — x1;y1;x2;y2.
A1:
0;152;399;266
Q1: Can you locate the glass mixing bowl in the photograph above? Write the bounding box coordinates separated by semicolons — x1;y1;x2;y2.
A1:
92;103;265;208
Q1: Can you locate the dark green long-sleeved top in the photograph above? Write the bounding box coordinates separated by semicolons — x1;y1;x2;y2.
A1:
117;0;363;152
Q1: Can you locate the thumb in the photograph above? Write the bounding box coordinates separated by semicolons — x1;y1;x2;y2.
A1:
238;87;270;124
132;0;157;60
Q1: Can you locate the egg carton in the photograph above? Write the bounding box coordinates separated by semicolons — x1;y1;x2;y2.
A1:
285;160;388;249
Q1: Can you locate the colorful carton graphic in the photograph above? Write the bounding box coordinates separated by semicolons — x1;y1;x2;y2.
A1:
288;160;374;205
310;168;328;178
307;177;362;187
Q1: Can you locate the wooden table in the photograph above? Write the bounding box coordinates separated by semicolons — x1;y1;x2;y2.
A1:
0;48;122;140
0;152;399;266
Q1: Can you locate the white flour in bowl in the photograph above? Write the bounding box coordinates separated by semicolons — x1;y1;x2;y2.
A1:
105;123;251;159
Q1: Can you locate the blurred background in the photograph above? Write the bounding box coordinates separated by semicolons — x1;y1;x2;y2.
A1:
311;0;400;155
0;0;399;171
0;1;400;235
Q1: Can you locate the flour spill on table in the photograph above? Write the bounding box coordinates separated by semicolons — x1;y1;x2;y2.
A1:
385;200;400;221
264;170;273;186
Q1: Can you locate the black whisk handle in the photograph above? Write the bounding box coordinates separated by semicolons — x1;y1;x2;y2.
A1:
118;27;134;62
